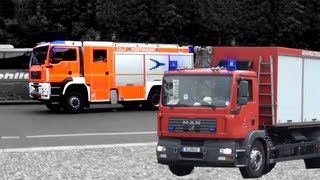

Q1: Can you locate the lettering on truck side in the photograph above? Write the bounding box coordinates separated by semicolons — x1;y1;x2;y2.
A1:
0;72;29;80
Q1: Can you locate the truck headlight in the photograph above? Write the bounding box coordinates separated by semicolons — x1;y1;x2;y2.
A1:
157;145;166;152
219;148;232;155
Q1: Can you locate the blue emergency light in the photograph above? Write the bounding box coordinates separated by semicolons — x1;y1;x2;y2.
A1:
169;126;176;131
209;127;216;132
227;60;237;71
188;46;194;53
169;60;178;71
50;40;66;44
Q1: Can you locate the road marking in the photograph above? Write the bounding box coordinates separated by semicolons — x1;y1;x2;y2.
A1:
0;142;157;153
26;131;157;138
1;136;20;139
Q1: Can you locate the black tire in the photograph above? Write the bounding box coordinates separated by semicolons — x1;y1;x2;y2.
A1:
304;157;320;169
239;140;266;178
120;101;141;109
168;165;194;176
63;92;84;113
44;101;62;112
144;89;160;110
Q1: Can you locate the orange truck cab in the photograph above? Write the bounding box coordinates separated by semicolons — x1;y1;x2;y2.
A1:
29;41;194;113
157;47;320;178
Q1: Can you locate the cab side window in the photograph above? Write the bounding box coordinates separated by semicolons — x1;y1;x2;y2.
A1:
93;50;107;62
50;47;77;64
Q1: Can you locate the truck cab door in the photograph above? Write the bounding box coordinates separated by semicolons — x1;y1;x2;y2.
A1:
89;49;109;101
48;46;80;83
236;78;259;131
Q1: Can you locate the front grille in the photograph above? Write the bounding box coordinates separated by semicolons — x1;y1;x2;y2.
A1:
169;118;217;133
31;71;41;79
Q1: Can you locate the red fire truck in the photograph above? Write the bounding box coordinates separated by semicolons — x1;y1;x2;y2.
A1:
156;47;320;178
29;41;193;113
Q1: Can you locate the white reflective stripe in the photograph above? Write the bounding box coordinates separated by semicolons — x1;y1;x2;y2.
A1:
121;98;145;101
83;41;113;46
113;42;181;48
46;68;49;82
90;99;110;102
115;52;192;55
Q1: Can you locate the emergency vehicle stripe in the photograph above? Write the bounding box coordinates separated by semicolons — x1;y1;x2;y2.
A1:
79;46;84;77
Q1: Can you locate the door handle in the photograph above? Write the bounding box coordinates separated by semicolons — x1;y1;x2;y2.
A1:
105;71;109;75
68;71;72;75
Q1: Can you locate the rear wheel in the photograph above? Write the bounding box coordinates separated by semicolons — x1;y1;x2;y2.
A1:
44;101;62;112
239;140;266;178
168;165;194;176
143;89;160;110
63;92;84;113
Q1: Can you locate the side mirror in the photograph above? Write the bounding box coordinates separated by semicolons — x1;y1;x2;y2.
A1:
49;47;55;63
238;81;248;97
238;80;249;106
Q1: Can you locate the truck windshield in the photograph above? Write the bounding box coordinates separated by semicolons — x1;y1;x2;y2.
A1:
162;74;232;107
30;46;48;65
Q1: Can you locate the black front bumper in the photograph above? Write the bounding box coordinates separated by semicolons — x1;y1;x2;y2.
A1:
157;138;248;167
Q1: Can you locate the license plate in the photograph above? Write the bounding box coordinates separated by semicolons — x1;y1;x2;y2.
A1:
180;147;201;153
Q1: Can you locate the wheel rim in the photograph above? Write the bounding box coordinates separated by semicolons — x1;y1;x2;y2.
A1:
249;147;263;171
69;96;80;109
151;94;160;107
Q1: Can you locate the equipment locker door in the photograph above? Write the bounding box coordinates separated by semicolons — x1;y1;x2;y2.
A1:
114;53;145;100
90;48;110;101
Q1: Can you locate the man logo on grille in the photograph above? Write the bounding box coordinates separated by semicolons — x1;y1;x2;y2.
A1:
183;120;201;131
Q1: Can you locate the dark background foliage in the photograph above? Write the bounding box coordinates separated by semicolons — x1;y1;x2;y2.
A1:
0;0;320;50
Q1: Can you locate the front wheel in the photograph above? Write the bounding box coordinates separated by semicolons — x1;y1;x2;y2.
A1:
169;165;194;176
63;92;84;113
239;140;266;178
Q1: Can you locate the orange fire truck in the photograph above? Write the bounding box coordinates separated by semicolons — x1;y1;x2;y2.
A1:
157;47;320;178
29;41;193;113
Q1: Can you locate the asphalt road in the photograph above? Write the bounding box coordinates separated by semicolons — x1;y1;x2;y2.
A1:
1;104;320;179
0;104;157;149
